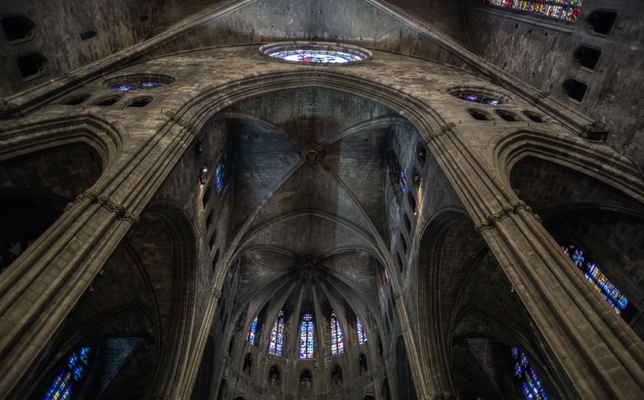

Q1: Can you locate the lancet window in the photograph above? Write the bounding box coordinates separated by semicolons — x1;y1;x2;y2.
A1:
268;311;285;356
330;311;345;355
356;319;368;344
246;315;258;345
45;347;91;400
387;149;407;202
561;244;629;314
512;347;548;400
216;150;232;195
300;313;315;359
486;0;582;22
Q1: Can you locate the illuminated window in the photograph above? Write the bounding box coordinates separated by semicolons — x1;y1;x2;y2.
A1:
561;244;630;314
246;316;258;345
356;319;368;344
387;149;407;203
486;0;582;22
300;313;314;359
329;311;345;355
268;311;285;356
512;347;548;400
216;151;232;195
45;347;91;400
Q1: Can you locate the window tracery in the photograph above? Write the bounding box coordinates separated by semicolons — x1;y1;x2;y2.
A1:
45;347;91;400
300;313;314;359
330;311;345;355
561;244;629;314
268;311;285;356
246;315;258;345
512;347;548;400
216;150;232;195
357;319;368;344
486;0;582;22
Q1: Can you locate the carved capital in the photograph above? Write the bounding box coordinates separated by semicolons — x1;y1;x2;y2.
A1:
64;189;139;224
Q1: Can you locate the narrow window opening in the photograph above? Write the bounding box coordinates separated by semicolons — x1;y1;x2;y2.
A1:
202;187;212;209
299;313;314;359
468;109;491;121
212;249;220;271
139;15;149;22
268;311;285;356
412;167;421;189
523;111;545;123
269;365;281;386
243;353;252;375
16;53;47;80
403;214;412;234
300;369;312;389
586;10;616;35
396;252;403;272
356;319;368;344
496;110;521;122
79;30;97;41
206;209;214;229
61;94;91;106
330;311;345;355
416;144;427;167
399;234;407;254
561;243;637;322
574;46;601;70
209;231;216;249
1;16;35;42
126;97;152;108
246;316;258;345
407;192;417;214
563;79;587;102
331;365;343;385
359;353;368;373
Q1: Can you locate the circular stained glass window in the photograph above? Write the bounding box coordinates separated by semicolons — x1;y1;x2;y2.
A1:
448;88;510;106
456;92;501;106
102;75;175;92
260;42;371;65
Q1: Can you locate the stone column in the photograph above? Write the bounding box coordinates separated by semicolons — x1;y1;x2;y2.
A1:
426;128;644;399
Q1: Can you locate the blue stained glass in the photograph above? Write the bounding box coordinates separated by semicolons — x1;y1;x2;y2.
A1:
112;81;165;91
456;92;501;106
512;347;548;400
247;315;258;345
330;311;345;355
356;318;368;344
300;313;314;359
269;49;363;64
268;311;285;356
45;347;91;400
215;151;231;195
561;244;628;314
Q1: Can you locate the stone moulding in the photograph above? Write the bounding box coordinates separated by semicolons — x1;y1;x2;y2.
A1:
65;189;140;224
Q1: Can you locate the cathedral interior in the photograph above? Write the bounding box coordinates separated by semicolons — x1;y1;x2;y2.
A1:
1;0;644;399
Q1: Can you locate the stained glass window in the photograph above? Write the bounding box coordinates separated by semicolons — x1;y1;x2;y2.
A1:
215;151;231;195
247;315;258;345
486;0;582;22
268;49;363;64
387;150;407;202
268;311;285;356
330;311;345;355
356;319;368;344
300;313;314;359
454;92;501;106
561;244;629;313
112;81;166;91
512;347;548;400
45;347;91;400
